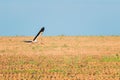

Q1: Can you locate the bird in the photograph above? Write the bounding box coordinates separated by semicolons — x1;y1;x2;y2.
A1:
24;27;45;43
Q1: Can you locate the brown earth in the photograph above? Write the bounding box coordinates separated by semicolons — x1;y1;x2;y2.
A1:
0;36;120;56
0;36;120;80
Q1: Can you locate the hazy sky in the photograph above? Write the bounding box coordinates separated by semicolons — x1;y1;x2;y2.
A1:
0;0;120;36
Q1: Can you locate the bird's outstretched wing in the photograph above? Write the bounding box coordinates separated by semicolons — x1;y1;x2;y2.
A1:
33;27;45;42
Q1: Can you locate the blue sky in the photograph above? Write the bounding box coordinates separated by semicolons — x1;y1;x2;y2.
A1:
0;0;120;36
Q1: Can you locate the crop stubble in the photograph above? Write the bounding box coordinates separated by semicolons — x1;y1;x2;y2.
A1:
0;36;120;80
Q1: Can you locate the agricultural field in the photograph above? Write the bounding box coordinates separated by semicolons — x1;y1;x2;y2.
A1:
0;36;120;80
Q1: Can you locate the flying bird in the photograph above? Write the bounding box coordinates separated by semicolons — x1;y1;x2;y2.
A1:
24;27;45;43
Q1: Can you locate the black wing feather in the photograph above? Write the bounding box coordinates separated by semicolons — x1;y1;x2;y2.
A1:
33;27;45;41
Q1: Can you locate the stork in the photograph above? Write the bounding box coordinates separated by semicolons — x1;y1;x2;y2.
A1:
24;27;45;43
